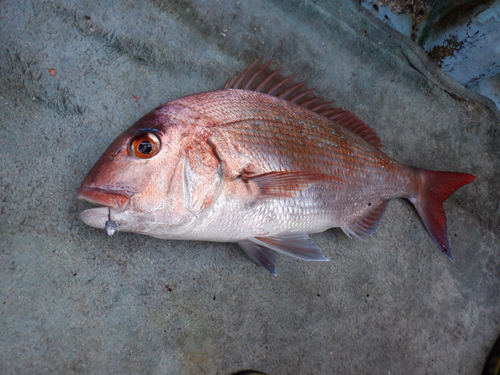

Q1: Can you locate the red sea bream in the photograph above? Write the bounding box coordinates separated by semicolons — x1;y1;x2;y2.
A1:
76;59;476;275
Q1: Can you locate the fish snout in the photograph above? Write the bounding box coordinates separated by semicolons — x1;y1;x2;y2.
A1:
76;186;130;209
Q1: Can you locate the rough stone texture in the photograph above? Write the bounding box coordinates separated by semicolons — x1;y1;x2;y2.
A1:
0;0;499;374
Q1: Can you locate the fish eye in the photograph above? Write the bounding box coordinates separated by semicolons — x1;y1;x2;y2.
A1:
129;132;161;159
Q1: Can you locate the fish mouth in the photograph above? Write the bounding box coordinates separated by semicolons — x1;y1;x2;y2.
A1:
77;187;131;229
76;187;130;209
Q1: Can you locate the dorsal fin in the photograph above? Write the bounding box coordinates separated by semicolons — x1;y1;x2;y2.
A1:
224;58;383;149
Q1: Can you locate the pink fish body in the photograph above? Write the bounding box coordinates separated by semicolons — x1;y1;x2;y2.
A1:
77;59;475;274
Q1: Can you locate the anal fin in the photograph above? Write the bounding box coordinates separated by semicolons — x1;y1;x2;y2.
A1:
342;200;390;240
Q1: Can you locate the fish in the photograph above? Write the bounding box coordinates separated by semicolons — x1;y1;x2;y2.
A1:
76;59;476;275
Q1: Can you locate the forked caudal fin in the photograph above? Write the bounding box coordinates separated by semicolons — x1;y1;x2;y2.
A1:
411;168;476;262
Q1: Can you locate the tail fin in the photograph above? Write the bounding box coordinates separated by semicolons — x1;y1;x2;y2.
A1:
411;168;476;262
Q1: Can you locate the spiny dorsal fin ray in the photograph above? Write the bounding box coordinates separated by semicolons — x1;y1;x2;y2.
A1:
224;58;383;149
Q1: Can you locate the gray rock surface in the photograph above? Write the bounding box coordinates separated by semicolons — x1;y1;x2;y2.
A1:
1;0;499;374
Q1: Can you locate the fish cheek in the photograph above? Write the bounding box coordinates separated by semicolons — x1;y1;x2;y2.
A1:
184;137;222;215
128;146;192;227
126;137;223;232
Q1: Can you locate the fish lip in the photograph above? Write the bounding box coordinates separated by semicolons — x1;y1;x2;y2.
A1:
76;186;130;209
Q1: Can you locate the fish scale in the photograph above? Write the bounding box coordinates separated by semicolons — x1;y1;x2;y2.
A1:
202;90;406;193
198;94;408;239
77;59;475;275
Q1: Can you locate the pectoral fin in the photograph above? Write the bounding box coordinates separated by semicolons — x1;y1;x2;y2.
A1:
242;170;340;203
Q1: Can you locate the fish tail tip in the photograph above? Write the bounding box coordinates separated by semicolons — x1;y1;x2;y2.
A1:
262;264;277;276
443;248;455;263
412;168;475;259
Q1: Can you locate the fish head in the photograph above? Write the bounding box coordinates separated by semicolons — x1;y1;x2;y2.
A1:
77;101;221;238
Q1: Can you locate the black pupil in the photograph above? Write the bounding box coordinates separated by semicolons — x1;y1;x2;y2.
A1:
138;140;152;155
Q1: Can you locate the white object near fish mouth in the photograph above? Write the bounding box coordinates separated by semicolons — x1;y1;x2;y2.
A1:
80;206;109;230
77;186;131;231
